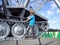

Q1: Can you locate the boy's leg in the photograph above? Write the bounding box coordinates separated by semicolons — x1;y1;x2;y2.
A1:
29;26;32;38
24;25;30;38
26;25;30;34
32;26;36;39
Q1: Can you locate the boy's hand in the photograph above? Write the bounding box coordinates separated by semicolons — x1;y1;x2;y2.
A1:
23;21;26;22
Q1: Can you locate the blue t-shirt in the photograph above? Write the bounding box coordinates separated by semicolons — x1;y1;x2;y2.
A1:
27;15;35;26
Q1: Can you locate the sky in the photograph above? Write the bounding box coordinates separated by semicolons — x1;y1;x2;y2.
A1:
28;0;60;29
38;1;60;29
0;0;60;29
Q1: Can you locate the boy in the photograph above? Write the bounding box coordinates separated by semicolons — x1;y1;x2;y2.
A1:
24;10;35;38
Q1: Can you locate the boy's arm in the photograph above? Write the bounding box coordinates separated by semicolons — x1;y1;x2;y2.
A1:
24;15;33;22
25;18;30;22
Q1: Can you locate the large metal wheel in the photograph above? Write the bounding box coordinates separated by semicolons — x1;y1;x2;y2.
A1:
40;23;49;32
0;22;10;39
11;23;26;39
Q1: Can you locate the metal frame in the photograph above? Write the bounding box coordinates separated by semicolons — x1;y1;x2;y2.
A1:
0;0;50;45
2;0;30;21
0;0;60;45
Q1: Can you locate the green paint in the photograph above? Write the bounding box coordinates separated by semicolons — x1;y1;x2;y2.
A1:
42;31;60;39
57;32;60;38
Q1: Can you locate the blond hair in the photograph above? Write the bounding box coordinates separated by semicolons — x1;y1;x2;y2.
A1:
30;10;35;14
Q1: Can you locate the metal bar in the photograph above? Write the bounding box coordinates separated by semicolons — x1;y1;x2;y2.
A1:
2;0;7;15
2;0;7;6
54;0;60;9
24;0;30;8
38;37;41;45
35;0;48;12
2;0;11;19
18;0;30;21
19;0;30;21
16;40;18;45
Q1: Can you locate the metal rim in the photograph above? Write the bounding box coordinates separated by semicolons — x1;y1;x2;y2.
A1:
40;23;49;32
11;23;26;39
0;22;10;39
